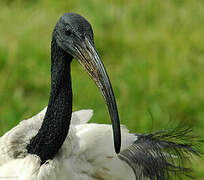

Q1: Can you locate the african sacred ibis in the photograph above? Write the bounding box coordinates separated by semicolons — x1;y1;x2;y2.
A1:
0;13;202;180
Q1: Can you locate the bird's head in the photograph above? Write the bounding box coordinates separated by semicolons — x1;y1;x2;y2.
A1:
53;13;121;154
53;13;94;57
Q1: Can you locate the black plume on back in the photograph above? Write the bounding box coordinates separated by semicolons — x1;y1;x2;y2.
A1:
119;127;203;180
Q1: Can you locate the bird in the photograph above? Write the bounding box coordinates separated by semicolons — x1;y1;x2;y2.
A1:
0;13;202;180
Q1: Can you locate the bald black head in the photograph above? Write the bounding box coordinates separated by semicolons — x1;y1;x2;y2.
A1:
61;13;94;41
53;13;94;58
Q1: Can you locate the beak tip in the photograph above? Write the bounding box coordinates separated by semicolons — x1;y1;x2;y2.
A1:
115;147;121;154
114;132;121;154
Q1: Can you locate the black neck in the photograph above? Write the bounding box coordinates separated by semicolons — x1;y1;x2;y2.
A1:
26;37;73;164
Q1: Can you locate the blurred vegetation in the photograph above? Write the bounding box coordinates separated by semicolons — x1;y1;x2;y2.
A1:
0;0;203;178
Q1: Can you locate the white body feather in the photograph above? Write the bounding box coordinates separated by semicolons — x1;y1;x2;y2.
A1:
0;108;136;180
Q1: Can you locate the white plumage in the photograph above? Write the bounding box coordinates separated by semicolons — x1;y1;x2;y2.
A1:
0;108;136;180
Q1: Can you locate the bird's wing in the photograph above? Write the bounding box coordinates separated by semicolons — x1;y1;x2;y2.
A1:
73;119;202;180
0;107;47;166
71;109;93;125
72;123;137;180
0;108;93;167
0;109;135;180
0;109;201;180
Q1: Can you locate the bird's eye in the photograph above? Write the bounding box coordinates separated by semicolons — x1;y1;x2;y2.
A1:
66;29;72;36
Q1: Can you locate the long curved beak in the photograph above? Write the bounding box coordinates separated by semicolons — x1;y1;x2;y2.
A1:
75;38;121;154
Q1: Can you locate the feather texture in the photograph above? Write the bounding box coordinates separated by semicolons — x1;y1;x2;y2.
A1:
0;109;202;179
0;108;135;180
119;127;203;180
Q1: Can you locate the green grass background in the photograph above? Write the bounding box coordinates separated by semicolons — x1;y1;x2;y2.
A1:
0;0;203;178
